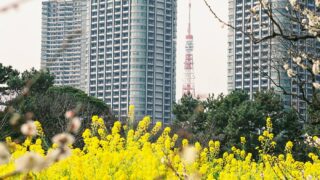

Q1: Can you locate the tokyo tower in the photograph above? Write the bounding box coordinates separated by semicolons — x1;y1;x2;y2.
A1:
182;0;195;97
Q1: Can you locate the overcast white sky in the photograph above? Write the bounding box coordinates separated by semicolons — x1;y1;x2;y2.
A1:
0;0;228;99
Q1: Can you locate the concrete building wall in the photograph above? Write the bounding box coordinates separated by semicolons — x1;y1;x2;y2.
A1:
88;0;177;123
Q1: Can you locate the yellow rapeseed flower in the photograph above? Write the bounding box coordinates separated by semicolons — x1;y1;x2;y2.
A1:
240;137;246;144
0;116;318;180
285;141;293;152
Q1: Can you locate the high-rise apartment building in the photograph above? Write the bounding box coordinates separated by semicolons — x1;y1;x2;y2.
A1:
88;0;177;123
41;0;89;92
227;0;271;94
227;0;317;118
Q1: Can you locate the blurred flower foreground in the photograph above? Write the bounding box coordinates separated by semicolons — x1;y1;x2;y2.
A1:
0;115;320;179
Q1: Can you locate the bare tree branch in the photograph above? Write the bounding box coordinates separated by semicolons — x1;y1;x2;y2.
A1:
0;0;32;14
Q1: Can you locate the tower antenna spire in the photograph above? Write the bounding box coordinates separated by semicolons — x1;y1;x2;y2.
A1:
183;0;195;97
188;0;191;35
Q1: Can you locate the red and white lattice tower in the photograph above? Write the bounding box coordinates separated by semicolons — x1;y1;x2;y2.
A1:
183;0;195;97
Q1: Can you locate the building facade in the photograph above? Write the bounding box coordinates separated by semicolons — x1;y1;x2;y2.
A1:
41;0;89;92
88;0;177;123
227;0;272;95
227;0;318;118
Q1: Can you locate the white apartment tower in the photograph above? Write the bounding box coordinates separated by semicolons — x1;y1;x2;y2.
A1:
88;0;177;123
41;0;89;92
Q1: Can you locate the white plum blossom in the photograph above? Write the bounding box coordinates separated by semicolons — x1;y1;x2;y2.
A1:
283;63;290;70
181;146;197;165
46;146;72;163
297;63;308;70
304;134;313;146
289;0;297;6
287;69;296;77
68;117;81;133
21;121;37;137
312;60;320;75
15;152;45;173
292;56;307;69
292;56;302;64
301;18;308;25
21;87;30;96
9;113;20;125
0;143;10;165
313;82;320;89
52;133;75;147
65;110;75;119
250;5;259;14
302;9;320;36
261;0;269;5
304;134;320;148
301;53;308;59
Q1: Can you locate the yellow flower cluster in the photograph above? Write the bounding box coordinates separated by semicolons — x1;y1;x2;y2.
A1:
34;121;44;137
0;117;320;179
127;105;135;125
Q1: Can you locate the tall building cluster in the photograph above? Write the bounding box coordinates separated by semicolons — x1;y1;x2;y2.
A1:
41;0;177;123
41;0;317;122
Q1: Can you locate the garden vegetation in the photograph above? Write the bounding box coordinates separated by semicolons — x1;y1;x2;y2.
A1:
0;115;319;179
